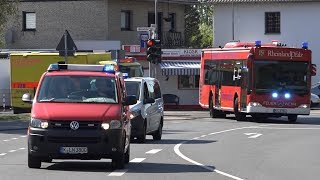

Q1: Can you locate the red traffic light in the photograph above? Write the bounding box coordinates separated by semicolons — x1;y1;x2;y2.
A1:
147;39;155;47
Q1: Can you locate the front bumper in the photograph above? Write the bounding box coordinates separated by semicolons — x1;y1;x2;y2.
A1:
246;106;310;115
28;127;124;160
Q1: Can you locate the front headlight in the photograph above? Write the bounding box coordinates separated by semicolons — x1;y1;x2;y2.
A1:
30;118;48;129
110;120;121;129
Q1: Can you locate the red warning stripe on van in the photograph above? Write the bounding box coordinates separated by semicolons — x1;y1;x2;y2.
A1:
11;82;38;88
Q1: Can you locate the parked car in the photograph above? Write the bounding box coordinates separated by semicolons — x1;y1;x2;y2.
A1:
124;77;164;143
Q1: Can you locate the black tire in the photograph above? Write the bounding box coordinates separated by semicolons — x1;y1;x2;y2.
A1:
234;97;246;121
28;154;41;168
125;143;130;164
153;120;163;141
209;96;217;118
112;138;126;169
288;115;297;123
137;121;146;143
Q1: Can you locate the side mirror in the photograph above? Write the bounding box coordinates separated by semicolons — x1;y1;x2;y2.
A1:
123;95;137;106
311;64;317;76
22;93;33;103
143;97;155;104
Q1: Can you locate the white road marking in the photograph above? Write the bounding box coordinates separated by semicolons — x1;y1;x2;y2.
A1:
200;135;207;138
255;127;320;130
174;126;257;180
0;153;6;156
11;138;18;140
20;135;27;138
3;140;9;142
130;158;146;163
192;137;200;140
19;148;26;150
8;150;16;153
244;133;262;138
146;149;162;154
108;169;128;176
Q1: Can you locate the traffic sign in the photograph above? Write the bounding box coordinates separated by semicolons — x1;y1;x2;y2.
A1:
56;30;77;56
140;33;149;48
137;27;156;32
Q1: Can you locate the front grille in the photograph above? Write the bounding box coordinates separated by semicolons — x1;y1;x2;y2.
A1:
47;136;101;143
49;121;101;130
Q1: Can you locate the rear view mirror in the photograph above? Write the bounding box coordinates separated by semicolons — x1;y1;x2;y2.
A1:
143;97;155;104
22;93;33;104
311;64;317;76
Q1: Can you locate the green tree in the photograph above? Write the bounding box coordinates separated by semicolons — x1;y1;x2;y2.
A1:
185;1;213;48
0;0;19;47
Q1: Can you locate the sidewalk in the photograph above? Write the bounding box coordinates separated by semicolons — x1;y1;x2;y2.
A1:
0;110;30;131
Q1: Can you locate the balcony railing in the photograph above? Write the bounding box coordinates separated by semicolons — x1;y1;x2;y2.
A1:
161;31;184;49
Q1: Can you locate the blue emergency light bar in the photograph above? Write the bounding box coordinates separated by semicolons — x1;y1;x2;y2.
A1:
47;64;116;74
122;73;129;79
255;40;262;47
302;42;308;49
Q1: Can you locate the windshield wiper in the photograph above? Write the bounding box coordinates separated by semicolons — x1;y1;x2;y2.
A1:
40;98;56;102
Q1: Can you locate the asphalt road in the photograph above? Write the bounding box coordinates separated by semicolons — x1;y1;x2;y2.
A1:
0;111;320;180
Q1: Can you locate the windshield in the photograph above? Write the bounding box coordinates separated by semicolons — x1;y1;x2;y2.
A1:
124;81;141;100
119;65;143;77
254;60;308;93
37;75;118;103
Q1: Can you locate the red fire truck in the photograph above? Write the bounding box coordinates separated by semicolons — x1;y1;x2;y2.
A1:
199;40;316;122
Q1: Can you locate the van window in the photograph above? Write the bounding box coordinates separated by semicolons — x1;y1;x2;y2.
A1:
37;75;118;103
125;81;141;100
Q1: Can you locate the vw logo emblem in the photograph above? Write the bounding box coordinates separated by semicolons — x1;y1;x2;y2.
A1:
70;121;79;130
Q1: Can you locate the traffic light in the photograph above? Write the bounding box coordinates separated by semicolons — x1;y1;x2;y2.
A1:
146;39;162;64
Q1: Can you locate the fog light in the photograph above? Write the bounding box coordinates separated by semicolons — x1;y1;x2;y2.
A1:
284;93;291;99
101;123;110;130
112;148;117;152
33;146;38;150
110;120;121;129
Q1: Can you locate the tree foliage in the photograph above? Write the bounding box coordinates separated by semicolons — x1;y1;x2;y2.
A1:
185;1;213;48
0;0;19;46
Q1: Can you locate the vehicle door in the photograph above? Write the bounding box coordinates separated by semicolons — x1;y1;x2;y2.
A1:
145;80;159;132
152;80;163;130
141;81;152;133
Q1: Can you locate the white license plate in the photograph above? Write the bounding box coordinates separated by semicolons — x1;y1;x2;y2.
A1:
273;109;287;114
60;147;88;154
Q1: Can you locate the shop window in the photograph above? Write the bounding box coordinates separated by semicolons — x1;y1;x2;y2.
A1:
178;75;199;89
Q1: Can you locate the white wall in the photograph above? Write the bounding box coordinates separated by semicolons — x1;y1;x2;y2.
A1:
213;2;320;84
0;58;11;106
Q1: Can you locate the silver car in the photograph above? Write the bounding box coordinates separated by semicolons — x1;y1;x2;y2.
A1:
124;77;164;143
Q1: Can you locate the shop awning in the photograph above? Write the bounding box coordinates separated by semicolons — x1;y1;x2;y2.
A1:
160;61;200;75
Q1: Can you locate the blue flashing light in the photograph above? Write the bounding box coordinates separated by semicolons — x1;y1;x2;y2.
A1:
255;40;262;47
103;65;115;74
122;73;129;79
284;93;291;99
47;64;59;71
272;92;278;98
302;42;308;49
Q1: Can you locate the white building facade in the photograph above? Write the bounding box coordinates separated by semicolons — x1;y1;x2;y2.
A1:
211;0;320;84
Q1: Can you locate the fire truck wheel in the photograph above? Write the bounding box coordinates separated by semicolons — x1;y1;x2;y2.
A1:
288;115;297;123
209;97;217;118
234;98;246;121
